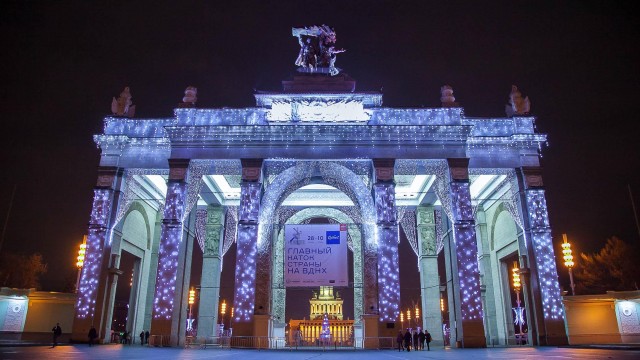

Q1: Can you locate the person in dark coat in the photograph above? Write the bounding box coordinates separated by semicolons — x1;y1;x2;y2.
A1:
418;329;426;350
425;329;432;351
396;330;403;351
403;329;412;351
140;331;144;345
144;330;150;345
51;323;62;348
88;326;98;347
413;330;419;350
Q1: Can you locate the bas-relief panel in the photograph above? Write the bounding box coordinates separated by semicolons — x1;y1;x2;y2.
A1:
618;301;640;334
1;300;27;331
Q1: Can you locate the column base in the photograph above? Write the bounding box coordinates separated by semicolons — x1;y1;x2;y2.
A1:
460;319;487;348
231;320;254;337
540;318;568;345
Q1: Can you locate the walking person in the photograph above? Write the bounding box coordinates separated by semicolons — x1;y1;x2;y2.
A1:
51;323;62;348
413;330;418;350
425;329;432;351
140;331;144;345
396;330;403;351
144;330;150;345
419;329;425;350
88;325;97;347
403;329;412;352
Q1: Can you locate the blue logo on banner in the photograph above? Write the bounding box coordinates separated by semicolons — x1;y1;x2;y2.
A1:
326;231;340;244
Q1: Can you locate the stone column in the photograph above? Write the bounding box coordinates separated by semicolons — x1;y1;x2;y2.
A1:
171;210;196;347
143;212;163;332
417;205;442;343
197;205;224;339
475;208;499;345
516;167;568;345
72;166;123;343
232;159;263;335
446;158;486;347
372;159;400;328
150;159;190;344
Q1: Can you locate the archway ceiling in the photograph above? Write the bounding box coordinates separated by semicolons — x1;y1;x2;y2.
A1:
135;172;508;210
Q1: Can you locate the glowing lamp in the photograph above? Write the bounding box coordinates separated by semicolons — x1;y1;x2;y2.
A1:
221;300;227;315
415;307;420;320
189;289;196;305
512;261;521;290
76;242;86;268
562;235;574;268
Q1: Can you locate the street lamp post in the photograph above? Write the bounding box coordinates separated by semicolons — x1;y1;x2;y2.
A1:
562;233;575;296
406;309;412;329
400;311;404;330
512;261;525;345
415;307;420;330
187;288;195;334
220;300;226;326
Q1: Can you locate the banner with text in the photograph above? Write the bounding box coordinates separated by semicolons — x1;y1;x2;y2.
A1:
284;224;348;287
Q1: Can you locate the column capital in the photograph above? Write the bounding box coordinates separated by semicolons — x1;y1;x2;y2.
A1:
95;166;122;188
446;158;470;181
168;158;190;181
241;158;263;182
372;158;395;182
519;166;544;189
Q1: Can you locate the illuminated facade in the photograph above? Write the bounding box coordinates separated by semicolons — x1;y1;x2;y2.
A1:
70;68;568;348
288;286;354;345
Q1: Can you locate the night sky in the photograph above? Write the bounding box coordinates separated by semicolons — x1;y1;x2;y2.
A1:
1;0;639;303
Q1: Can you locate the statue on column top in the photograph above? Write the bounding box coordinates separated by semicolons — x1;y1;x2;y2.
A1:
293;24;346;76
505;85;531;116
180;86;198;107
110;86;136;117
440;85;459;107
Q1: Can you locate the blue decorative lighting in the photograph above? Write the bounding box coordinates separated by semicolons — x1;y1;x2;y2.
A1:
450;181;483;320
525;189;564;319
232;182;261;322
75;189;112;318
152;181;186;319
377;226;400;321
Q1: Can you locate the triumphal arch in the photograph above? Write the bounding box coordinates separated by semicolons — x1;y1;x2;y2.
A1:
71;26;568;348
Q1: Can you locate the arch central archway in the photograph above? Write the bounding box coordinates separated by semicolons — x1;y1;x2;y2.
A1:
251;161;379;342
271;207;364;324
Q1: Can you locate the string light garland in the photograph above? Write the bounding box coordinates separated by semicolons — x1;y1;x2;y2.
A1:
152;181;186;319
525;189;564;319
76;189;113;319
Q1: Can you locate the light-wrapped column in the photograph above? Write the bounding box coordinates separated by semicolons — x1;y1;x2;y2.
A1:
151;159;188;326
525;189;563;319
372;159;399;322
450;181;483;320
233;159;262;326
75;188;114;319
446;158;485;347
517;167;567;345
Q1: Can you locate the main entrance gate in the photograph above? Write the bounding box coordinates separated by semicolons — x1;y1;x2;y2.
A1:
71;26;568;348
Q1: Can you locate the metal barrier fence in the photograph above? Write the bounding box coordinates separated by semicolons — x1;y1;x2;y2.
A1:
184;336;397;350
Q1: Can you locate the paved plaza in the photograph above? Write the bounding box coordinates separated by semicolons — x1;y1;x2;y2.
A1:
1;345;639;360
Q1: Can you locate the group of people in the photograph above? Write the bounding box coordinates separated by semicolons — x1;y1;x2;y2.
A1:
396;328;432;351
139;330;150;345
87;326;150;346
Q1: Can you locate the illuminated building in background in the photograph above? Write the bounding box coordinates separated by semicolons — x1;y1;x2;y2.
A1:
70;26;567;348
288;286;354;345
